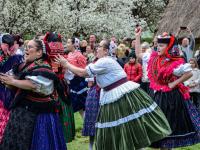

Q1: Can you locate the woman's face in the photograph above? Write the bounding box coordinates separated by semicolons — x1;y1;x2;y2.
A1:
66;39;74;51
189;60;196;68
86;46;93;54
157;43;168;56
129;57;136;63
96;41;107;59
24;40;42;63
80;40;88;47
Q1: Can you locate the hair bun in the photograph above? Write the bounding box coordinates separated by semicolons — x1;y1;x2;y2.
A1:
2;34;14;48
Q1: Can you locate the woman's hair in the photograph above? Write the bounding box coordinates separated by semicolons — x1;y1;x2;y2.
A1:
33;39;42;50
116;44;126;58
12;34;24;46
2;34;14;48
99;39;110;56
101;39;110;50
70;37;76;44
141;42;150;49
80;40;88;47
44;32;62;42
33;39;49;60
68;37;80;49
24;40;30;46
189;58;199;69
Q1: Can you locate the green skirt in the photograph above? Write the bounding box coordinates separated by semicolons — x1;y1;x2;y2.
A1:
95;88;171;150
59;99;75;143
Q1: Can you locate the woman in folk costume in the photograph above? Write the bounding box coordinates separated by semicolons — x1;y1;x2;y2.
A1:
55;39;171;150
64;37;87;117
43;32;75;143
0;34;23;143
82;49;100;150
135;27;200;149
0;39;67;150
82;77;100;150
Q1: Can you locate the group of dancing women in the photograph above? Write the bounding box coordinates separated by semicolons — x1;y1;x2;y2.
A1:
0;26;200;150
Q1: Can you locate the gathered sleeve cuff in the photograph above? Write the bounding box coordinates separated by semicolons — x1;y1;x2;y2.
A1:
173;63;192;76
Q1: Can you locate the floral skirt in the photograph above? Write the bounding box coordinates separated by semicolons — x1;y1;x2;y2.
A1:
95;88;171;150
82;86;100;136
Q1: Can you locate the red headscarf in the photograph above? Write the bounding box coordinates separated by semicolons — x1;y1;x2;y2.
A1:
43;32;64;78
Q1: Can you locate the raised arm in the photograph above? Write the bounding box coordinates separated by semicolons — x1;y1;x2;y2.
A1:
187;28;195;50
175;27;181;38
135;27;144;59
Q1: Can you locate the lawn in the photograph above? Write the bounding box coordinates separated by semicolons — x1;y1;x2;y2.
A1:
67;113;200;150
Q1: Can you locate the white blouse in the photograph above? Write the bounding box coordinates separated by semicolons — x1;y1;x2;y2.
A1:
184;68;200;93
86;57;127;88
173;63;192;76
86;57;140;105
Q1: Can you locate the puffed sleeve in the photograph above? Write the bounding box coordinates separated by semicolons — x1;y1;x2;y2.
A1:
25;75;54;95
173;63;192;76
86;58;107;77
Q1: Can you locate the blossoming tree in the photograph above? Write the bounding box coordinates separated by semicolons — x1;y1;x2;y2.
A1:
0;0;168;38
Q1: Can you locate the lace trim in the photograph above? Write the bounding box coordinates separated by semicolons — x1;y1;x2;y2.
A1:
96;102;158;128
99;81;140;105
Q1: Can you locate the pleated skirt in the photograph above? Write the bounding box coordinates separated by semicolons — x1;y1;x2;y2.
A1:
59;100;75;143
151;89;200;148
95;88;171;150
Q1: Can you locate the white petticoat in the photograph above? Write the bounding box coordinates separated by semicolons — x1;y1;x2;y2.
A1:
99;81;140;106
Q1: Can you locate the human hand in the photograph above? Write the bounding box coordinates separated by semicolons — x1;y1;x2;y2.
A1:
186;27;192;35
135;26;142;37
54;54;69;69
168;81;177;89
186;27;191;32
0;73;15;86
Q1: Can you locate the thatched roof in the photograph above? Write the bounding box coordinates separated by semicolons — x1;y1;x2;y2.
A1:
156;0;200;39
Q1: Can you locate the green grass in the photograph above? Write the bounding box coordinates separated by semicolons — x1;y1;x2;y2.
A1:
68;113;89;150
67;113;200;150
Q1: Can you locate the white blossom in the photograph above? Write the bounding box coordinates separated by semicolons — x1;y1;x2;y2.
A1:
0;0;167;39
